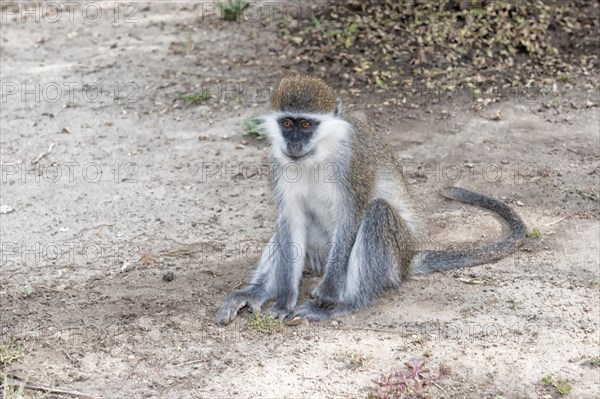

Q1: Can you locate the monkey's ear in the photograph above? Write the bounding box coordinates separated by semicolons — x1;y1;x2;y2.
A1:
334;98;343;116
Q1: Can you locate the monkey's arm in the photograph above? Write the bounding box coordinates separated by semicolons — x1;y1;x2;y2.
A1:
310;206;360;307
217;234;280;325
267;215;307;317
217;212;307;324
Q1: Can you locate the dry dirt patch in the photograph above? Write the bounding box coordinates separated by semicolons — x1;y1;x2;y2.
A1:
0;2;598;398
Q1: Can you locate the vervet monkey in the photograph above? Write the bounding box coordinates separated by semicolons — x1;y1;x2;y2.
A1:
217;75;525;325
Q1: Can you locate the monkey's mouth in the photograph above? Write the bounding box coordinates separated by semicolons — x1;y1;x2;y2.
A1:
284;149;315;161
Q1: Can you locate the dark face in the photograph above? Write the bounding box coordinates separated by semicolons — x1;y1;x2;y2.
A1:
278;116;320;160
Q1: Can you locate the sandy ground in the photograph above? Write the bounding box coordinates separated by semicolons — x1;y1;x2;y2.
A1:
1;2;599;398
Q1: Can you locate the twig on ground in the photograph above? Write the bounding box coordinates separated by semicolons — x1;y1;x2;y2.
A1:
31;143;56;165
3;374;102;399
544;216;567;226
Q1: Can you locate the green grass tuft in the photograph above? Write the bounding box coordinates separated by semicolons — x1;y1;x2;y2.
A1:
181;89;212;105
242;117;265;140
244;310;283;334
555;378;572;395
541;375;572;395
0;334;25;366
527;227;542;238
218;0;249;22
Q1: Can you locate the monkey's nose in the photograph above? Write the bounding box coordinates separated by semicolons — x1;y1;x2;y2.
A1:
289;142;302;152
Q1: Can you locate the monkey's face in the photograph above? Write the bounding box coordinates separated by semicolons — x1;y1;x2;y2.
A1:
262;110;351;164
277;116;320;160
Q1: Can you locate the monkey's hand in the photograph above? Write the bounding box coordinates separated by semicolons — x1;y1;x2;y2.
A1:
217;288;264;325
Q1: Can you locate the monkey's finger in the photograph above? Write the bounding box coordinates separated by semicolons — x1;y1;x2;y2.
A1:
291;300;333;321
217;306;243;325
248;303;261;313
216;298;248;325
265;305;291;321
289;301;315;319
216;307;237;325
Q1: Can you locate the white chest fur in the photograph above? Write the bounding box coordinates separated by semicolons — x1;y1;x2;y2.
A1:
278;161;341;238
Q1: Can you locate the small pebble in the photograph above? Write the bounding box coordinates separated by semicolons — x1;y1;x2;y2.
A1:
163;271;174;282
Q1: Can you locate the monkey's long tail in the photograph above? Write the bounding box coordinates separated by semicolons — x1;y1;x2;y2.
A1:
412;187;526;274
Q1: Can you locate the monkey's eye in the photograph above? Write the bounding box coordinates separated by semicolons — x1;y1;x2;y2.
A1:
282;119;293;129
301;121;311;129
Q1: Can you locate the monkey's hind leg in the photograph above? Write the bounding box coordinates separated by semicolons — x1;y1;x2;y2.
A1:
292;199;414;321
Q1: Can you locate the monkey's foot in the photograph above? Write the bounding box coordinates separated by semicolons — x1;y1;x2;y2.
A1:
310;284;340;309
291;300;349;321
217;289;265;325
